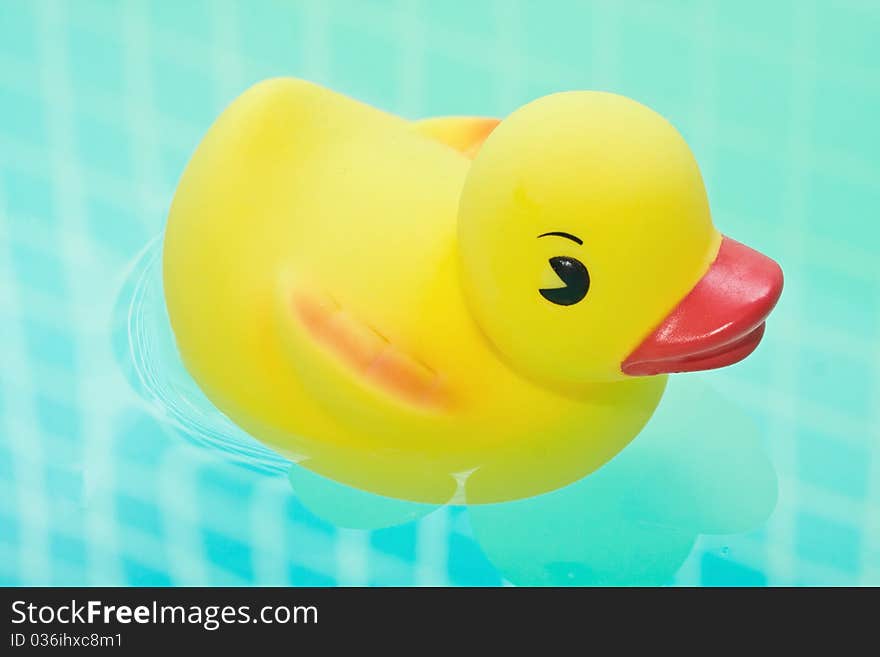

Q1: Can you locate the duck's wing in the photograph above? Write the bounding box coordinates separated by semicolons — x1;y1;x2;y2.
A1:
276;280;452;416
410;116;500;159
290;289;448;410
275;279;461;504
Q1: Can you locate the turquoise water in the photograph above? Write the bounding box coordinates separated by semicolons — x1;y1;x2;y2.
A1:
1;0;878;586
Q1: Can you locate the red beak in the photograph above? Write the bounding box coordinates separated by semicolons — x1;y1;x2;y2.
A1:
621;237;783;376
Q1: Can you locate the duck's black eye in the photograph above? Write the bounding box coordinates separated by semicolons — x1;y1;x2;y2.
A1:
539;256;590;306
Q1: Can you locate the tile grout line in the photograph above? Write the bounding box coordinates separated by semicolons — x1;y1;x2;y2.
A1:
764;0;818;585
0;141;50;584
395;0;426;119
38;0;126;585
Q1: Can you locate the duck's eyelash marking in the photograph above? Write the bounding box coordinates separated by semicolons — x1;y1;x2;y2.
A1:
537;231;583;245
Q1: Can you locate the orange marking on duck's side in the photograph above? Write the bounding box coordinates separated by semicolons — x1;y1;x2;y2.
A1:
293;293;448;410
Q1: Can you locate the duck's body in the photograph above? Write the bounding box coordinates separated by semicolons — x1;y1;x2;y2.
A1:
164;79;780;503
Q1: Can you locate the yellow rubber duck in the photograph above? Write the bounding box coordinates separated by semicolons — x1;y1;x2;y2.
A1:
163;79;782;504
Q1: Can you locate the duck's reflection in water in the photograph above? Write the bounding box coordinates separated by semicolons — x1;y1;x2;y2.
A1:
468;377;776;585
285;376;775;585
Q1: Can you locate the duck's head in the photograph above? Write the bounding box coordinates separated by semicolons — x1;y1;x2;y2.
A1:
458;91;783;387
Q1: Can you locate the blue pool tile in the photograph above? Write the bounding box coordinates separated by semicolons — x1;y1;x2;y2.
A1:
796;350;872;423
715;50;792;155
0;454;11;484
426;0;498;41
447;532;502;586
795;512;861;573
0;86;48;149
197;467;255;512
2;169;54;225
520;2;594;74
86;195;149;258
116;492;163;538
67;25;124;94
284;496;337;538
797;429;869;499
39;433;80;468
700;552;767;586
202;529;254;582
67;0;123;30
47;500;84;542
238;2;304;71
0;0;38;61
805;171;880;246
76;114;133;177
711;147;787;231
814;2;880;70
113;413;172;466
422;51;500;117
811;78;880;173
45;463;83;501
617;14;695;123
289;564;335;587
329;21;400;113
0;512;20;584
368;562;416;587
50;531;87;568
0;511;19;546
35;395;81;442
152;53;217;127
799;257;878;343
149;0;213;44
715;0;795;49
370;522;417;563
12;245;67;298
123;558;174;586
